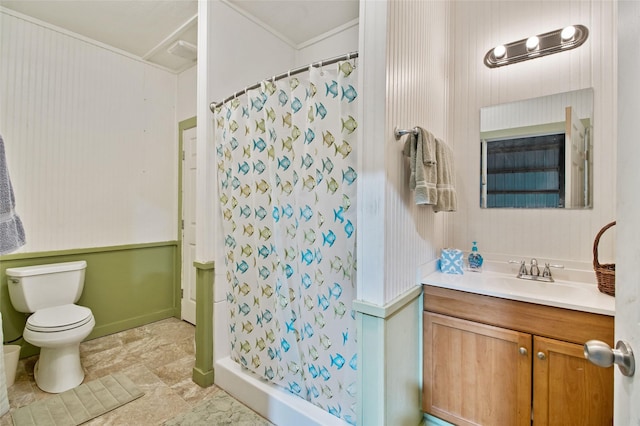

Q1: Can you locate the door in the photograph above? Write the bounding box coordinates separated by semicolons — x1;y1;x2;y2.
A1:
181;123;197;324
615;2;640;422
423;312;532;426
533;336;613;425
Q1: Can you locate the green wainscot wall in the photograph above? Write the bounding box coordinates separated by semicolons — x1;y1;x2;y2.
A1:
0;241;180;358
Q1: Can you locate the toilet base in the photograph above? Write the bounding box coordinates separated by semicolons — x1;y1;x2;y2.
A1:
34;344;85;393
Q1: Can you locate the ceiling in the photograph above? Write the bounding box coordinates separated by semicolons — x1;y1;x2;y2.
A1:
0;0;359;73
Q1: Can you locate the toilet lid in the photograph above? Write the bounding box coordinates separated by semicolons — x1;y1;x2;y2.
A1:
26;304;93;333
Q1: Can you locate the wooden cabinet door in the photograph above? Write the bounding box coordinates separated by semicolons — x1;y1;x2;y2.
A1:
423;312;532;426
533;336;613;425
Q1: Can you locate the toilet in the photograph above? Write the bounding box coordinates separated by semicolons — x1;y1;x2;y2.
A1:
6;261;95;393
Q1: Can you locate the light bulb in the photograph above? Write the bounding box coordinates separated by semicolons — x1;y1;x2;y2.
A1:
493;45;506;59
526;36;539;51
561;25;576;41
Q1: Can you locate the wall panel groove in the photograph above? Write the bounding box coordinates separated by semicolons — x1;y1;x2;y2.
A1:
450;0;616;264
1;11;178;252
383;0;450;302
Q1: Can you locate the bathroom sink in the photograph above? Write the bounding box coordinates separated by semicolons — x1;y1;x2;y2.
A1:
422;270;615;316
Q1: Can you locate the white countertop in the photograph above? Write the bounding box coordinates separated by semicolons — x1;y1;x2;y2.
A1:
422;268;615;316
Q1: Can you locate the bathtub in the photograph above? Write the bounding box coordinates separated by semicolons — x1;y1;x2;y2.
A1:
214;274;351;425
215;357;348;425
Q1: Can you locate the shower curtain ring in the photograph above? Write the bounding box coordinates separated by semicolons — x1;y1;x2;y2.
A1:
319;60;324;76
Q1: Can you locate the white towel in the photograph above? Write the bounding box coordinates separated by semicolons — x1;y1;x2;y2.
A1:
0;134;26;254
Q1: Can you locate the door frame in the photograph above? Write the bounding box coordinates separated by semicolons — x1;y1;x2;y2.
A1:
615;1;639;422
178;116;197;321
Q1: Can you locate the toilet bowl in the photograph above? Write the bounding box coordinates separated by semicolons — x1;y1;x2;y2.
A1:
24;304;95;393
6;261;95;393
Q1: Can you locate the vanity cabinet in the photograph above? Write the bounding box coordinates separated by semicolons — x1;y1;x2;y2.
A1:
423;285;614;426
424;313;532;425
533;335;613;425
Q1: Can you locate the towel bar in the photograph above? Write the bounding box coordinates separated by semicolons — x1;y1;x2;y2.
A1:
394;126;419;140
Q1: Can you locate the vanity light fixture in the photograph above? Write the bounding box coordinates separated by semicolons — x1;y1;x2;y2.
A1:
493;45;507;59
484;24;588;68
561;25;577;41
526;36;539;51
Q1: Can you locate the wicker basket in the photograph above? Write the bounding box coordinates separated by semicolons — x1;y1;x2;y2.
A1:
593;221;616;296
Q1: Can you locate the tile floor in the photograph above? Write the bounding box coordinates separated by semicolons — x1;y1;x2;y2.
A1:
0;317;270;425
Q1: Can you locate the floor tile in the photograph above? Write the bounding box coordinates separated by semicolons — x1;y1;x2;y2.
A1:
1;318;272;425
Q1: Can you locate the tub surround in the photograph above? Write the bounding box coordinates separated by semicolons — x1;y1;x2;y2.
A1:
215;357;345;426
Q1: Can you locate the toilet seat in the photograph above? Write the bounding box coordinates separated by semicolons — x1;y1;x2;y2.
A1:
26;304;93;333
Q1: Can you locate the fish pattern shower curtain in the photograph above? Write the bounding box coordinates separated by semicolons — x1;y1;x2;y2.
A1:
214;60;358;425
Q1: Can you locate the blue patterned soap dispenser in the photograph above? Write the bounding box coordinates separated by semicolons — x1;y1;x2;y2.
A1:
468;241;484;272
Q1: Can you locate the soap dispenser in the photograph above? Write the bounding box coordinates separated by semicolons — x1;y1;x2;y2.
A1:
468;241;484;272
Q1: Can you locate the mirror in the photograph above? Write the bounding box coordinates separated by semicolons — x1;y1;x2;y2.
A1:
480;88;593;209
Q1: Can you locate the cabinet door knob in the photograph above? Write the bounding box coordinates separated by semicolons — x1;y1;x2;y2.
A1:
519;347;528;356
537;352;546;360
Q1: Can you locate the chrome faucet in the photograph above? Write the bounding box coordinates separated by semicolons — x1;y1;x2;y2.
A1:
509;259;564;282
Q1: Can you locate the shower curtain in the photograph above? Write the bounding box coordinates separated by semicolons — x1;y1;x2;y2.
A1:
214;60;358;425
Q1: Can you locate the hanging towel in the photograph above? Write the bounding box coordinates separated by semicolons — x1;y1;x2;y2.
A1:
0;134;26;254
434;138;457;213
402;127;437;205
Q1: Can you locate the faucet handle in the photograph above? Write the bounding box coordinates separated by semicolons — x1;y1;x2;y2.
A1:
542;263;564;278
519;262;528;276
542;263;564;276
509;260;528;276
548;263;565;269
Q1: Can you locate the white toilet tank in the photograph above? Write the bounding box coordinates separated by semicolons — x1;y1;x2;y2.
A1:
6;261;87;313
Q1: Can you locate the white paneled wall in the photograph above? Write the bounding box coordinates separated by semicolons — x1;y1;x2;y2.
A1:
450;0;616;265
0;10;178;252
383;0;450;302
200;0;295;268
177;65;197;122
294;24;359;68
480;89;593;132
208;2;295;103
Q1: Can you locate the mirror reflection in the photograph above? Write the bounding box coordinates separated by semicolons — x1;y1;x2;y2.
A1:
480;88;593;209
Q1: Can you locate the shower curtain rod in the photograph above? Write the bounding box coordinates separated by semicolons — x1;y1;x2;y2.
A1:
209;51;359;112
